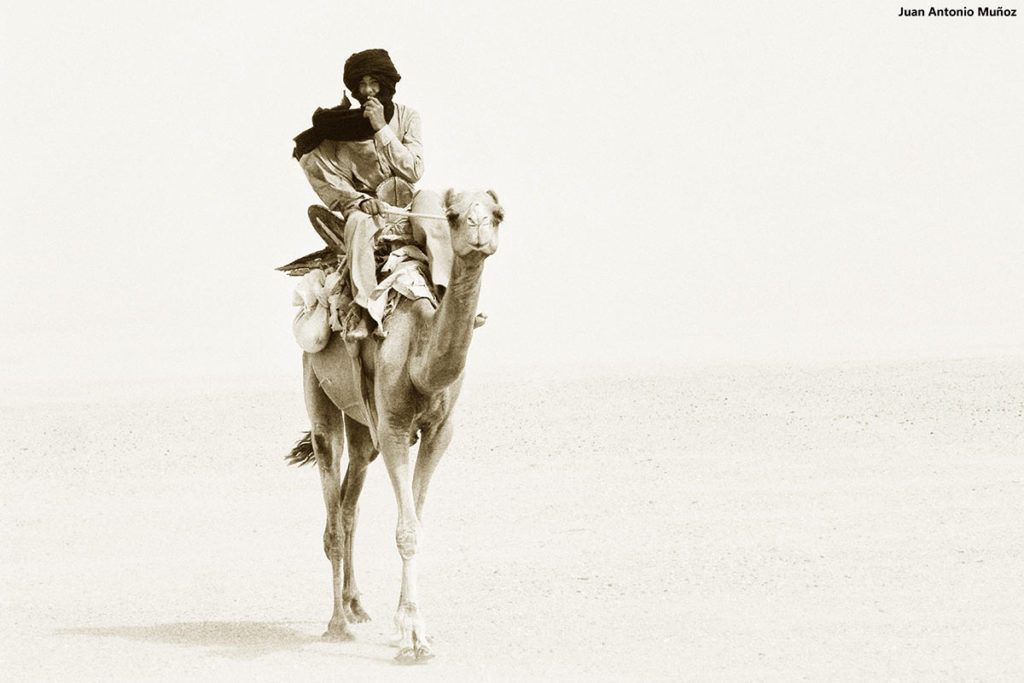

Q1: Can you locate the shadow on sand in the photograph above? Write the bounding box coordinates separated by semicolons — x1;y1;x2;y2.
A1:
56;621;329;660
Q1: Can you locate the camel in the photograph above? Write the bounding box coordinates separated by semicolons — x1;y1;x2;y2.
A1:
287;188;504;663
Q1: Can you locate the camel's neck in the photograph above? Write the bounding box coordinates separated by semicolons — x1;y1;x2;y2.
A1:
410;256;485;395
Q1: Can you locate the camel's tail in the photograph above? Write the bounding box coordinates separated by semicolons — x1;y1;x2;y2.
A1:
285;431;316;467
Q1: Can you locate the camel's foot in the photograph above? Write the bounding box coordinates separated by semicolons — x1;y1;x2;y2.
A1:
344;595;372;623
395;633;435;665
391;602;433;664
473;312;487;329
321;618;356;642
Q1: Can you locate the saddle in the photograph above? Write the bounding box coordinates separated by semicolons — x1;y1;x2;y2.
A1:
275;206;346;276
276;177;418;276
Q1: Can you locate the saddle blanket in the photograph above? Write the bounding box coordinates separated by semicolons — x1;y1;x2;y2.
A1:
290;244;438;353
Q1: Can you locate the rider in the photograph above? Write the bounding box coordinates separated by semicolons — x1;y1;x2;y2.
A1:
292;49;451;337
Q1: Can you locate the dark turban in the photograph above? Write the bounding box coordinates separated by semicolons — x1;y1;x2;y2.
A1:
343;49;401;96
292;49;402;159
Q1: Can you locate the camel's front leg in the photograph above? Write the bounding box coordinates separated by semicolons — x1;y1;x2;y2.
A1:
379;422;434;664
413;418;454;521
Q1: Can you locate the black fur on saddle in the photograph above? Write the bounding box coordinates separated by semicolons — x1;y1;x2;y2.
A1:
276;248;340;276
277;206;349;275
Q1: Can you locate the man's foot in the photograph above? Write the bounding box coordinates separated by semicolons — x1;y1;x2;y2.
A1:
344;316;369;342
339;300;369;342
473;313;487;329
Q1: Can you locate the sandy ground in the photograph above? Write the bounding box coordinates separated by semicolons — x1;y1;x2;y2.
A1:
2;357;1023;681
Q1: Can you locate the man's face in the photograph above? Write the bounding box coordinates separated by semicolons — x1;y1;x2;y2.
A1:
355;75;380;103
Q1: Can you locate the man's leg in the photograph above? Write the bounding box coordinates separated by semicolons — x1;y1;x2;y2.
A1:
409;190;452;293
344;211;382;308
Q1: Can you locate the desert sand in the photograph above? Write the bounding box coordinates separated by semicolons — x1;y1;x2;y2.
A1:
2;357;1022;681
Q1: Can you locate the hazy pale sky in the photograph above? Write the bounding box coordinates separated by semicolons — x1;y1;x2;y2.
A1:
1;0;1022;389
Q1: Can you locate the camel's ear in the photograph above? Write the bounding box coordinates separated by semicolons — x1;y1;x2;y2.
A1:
486;189;504;223
444;188;459;223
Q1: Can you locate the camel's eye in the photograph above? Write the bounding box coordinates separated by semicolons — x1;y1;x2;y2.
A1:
446;209;459;224
492;208;504;224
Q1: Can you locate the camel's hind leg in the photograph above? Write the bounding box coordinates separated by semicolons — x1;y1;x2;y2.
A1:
339;415;376;623
303;355;352;641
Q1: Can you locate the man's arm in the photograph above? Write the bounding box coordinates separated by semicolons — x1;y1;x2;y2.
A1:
369;103;425;184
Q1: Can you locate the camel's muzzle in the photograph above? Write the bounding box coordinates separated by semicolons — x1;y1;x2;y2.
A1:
461;203;499;254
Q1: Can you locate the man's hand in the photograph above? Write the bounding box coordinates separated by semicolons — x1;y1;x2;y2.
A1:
359;198;385;216
363;96;387;131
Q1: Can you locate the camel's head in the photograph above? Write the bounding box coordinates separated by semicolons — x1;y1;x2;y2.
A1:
443;189;505;260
